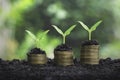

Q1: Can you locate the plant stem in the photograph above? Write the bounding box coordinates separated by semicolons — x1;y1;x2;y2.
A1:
88;31;91;40
36;40;39;48
63;35;65;44
36;41;38;48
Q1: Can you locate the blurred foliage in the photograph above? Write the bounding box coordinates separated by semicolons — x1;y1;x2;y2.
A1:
15;31;60;60
100;41;120;59
0;0;120;60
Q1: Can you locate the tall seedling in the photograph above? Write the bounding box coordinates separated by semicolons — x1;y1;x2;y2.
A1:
78;20;102;40
25;30;49;48
52;25;76;44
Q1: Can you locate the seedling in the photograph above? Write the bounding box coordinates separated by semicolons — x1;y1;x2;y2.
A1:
52;25;76;44
78;20;102;40
25;30;49;48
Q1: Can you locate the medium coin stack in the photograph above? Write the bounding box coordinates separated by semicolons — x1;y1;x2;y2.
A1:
54;51;74;66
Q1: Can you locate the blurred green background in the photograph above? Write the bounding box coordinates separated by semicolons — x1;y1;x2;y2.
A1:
0;0;120;60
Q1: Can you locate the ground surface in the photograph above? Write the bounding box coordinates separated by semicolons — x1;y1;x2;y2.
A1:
0;58;120;80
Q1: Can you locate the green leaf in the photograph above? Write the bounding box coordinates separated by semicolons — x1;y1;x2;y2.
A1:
90;20;102;31
25;30;36;40
78;21;89;31
39;30;50;40
52;25;64;35
64;25;76;36
44;30;50;35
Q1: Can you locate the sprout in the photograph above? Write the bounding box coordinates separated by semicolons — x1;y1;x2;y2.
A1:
25;30;49;48
52;25;76;44
78;20;102;40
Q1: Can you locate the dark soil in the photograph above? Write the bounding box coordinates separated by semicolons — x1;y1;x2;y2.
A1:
0;58;120;80
54;44;72;51
29;48;45;54
81;40;99;46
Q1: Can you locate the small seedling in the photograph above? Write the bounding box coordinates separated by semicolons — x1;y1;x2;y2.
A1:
25;30;49;48
52;25;76;44
78;20;102;40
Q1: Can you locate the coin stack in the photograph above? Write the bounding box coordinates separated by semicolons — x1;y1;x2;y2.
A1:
80;45;99;64
54;50;74;66
27;54;47;64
